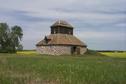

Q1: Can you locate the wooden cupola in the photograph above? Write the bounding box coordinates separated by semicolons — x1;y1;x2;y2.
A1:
50;20;73;35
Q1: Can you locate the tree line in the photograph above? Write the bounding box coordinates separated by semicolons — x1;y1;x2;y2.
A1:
0;23;23;53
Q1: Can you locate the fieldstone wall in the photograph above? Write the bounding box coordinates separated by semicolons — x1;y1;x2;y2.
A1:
36;45;87;55
80;46;87;54
36;46;71;55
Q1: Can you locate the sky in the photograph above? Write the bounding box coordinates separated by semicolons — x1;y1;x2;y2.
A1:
0;0;126;50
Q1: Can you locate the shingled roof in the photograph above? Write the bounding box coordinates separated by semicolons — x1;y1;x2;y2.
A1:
51;20;73;28
36;34;86;47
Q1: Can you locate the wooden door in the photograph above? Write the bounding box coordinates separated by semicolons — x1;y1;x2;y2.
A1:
77;47;80;54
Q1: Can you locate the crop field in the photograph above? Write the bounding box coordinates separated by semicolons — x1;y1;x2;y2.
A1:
100;52;126;58
0;51;126;84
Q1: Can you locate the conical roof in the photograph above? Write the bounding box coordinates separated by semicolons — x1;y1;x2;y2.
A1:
36;34;87;47
51;20;73;28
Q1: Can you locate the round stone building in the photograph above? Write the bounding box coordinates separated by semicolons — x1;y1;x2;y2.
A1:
36;20;87;55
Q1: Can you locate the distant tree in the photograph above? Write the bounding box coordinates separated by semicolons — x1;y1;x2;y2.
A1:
0;23;23;53
10;25;23;52
0;23;10;52
17;44;23;51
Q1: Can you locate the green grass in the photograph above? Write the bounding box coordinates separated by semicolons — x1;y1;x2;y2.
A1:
0;52;126;84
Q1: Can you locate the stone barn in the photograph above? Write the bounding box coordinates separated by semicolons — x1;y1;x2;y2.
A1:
36;20;87;55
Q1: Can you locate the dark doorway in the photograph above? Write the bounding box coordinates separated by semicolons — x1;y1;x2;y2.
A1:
71;46;76;54
71;46;80;55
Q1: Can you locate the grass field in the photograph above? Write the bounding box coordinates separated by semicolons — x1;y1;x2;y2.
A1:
0;51;126;84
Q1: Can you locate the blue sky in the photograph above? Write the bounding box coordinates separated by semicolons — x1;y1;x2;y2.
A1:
0;0;126;50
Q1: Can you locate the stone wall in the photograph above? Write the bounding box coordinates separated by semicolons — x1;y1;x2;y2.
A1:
36;45;71;55
36;45;87;55
80;46;87;54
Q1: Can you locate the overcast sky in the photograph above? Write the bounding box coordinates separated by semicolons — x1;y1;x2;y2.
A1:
0;0;126;50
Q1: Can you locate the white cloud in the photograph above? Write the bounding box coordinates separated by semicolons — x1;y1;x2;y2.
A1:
76;31;126;39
